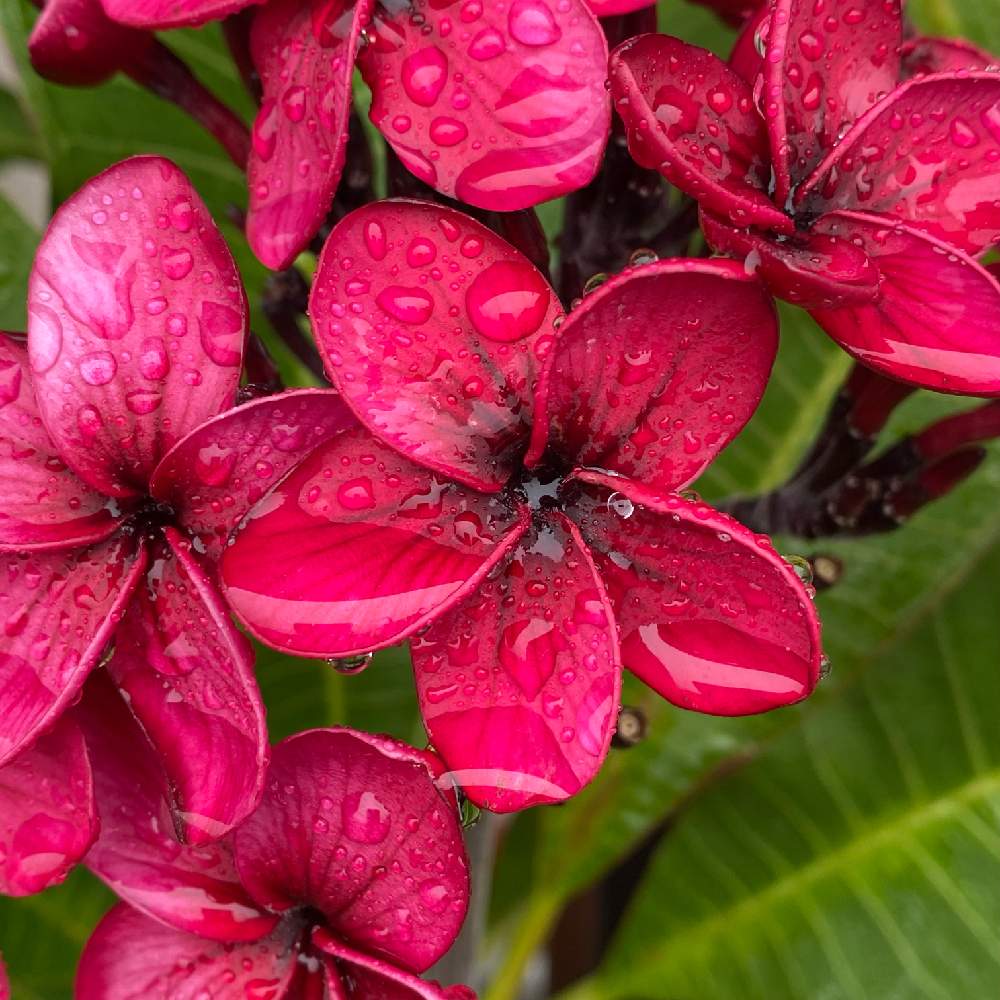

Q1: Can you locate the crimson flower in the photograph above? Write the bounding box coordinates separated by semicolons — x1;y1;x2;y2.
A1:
610;0;1000;394
219;199;822;812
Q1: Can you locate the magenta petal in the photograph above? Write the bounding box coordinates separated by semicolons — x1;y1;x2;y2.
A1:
0;334;122;551
221;427;530;656
609;34;791;233
808;211;1000;395
150;388;353;559
311;201;562;491
100;0;265;29
0;534;146;767
901;37;997;76
77;904;299;1000
245;0;373;270
798;74;1000;255
412;512;621;813
583;0;653;14
233;729;470;972
569;472;821;716
531;258;778;490
762;0;902;204
0;716;96;896
28;156;247;498
728;5;767;84
0;956;7;1000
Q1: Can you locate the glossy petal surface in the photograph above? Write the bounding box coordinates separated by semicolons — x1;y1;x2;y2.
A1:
799;74;1000;255
76;904;298;1000
609;34;791;232
28;156;247;497
222;427;529;656
0;334;121;551
0;716;96;896
412;512;620;812
360;0;609;211
532;259;777;489
246;0;373;270
582;0;654;13
0;534;145;766
100;0;265;28
570;473;821;715
234;729;470;972
900;37;997;76
150;388;352;558
312;201;562;491
810;211;1000;395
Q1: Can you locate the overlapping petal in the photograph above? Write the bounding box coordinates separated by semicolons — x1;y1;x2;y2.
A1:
0;716;97;896
311;201;562;491
569;472;821;716
221;427;529;656
27;156;247;497
531;259;778;489
100;0;264;29
412;512;620;812
583;0;655;15
900;37;997;76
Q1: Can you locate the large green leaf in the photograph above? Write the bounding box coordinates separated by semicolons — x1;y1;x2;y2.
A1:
0;191;36;329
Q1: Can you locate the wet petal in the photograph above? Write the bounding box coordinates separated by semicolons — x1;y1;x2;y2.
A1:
221;427;529;656
798;74;1000;255
245;0;373;270
0;534;146;767
809;210;1000;395
150;388;352;559
532;258;778;490
28;156;247;498
412;512;620;812
728;5;768;84
360;0;609;211
900;36;997;76
0;716;96;896
106;528;267;845
0;334;122;551
568;472;821;716
100;0;265;29
583;0;654;13
609;33;791;232
233;729;469;972
311;201;562;491
76;904;299;1000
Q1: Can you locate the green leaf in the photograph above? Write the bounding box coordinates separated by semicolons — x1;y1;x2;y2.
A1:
0;191;36;329
0;87;40;161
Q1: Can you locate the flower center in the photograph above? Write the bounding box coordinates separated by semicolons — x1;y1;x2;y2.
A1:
121;496;176;540
506;454;579;515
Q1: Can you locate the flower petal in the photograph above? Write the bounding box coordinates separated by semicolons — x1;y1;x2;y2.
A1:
762;0;902;204
583;0;654;14
809;210;1000;395
28;156;247;498
311;201;562;491
0;334;122;551
798;74;1000;255
150;388;352;559
76;904;299;1000
0;716;96;896
900;37;997;76
0;956;7;1000
412;511;621;812
568;472;821;716
245;0;374;270
728;5;767;84
0;534;146;767
221;427;530;656
360;0;609;211
531;258;778;490
100;0;265;29
609;34;791;232
233;729;470;972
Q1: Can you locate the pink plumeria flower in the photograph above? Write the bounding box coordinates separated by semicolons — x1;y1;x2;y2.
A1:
219;199;823;813
1;155;350;844
74;676;474;1000
610;0;1000;395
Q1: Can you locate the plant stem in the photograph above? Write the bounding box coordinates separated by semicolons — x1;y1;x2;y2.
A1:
483;893;562;1000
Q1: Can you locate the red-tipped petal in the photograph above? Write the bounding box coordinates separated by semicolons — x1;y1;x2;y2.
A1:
901;37;997;77
0;334;122;551
808;210;1000;395
609;34;790;233
0;716;97;896
412;512;620;812
28;156;247;498
583;0;653;14
762;0;902;204
245;0;373;270
221;427;530;657
729;5;767;84
311;201;562;491
100;0;265;29
798;74;1000;255
0;534;146;767
531;258;778;490
569;472;821;716
360;0;609;211
233;729;470;972
150;388;352;559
